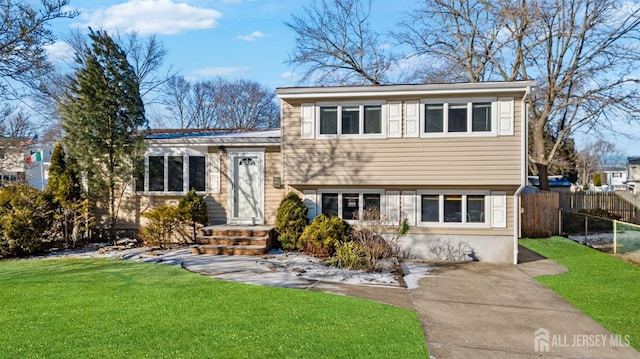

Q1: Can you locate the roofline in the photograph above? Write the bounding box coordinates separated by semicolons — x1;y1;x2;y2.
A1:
145;137;280;146
276;80;537;99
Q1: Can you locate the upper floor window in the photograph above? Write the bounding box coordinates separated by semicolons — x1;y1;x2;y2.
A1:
422;100;494;136
317;103;384;137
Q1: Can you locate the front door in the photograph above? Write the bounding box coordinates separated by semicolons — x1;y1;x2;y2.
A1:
228;150;264;224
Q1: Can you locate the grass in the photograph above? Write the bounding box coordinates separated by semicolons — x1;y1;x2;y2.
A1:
0;258;428;358
520;236;640;351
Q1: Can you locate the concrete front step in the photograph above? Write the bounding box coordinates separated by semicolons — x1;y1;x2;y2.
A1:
191;244;269;256
196;236;269;246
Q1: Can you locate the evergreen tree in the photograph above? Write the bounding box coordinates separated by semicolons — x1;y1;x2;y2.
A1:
59;29;146;241
46;142;82;206
178;189;208;243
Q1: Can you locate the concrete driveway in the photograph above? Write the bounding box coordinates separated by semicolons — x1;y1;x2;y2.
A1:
408;254;639;358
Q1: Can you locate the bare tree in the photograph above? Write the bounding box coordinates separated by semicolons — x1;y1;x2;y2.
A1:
285;0;394;85
577;139;623;186
0;0;77;100
161;77;279;129
397;0;640;190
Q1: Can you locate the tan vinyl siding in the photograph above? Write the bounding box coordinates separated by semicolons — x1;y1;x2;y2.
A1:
282;94;525;187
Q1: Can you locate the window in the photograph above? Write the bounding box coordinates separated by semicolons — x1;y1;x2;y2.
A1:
320;107;338;135
472;103;491;131
320;191;383;220
419;192;488;226
422;100;494;135
317;103;383;137
189;156;206;191
148;156;164;192
141;154;207;193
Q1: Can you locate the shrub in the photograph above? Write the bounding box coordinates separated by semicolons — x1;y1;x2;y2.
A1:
140;205;186;249
329;241;366;270
275;192;308;250
178;189;208;243
0;184;56;257
299;215;350;258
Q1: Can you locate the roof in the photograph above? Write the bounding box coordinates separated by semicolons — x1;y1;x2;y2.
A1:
628;157;640;165
142;128;281;146
276;80;537;100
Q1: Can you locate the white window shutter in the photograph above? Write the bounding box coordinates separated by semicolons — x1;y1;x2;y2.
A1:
404;101;419;138
207;153;221;193
497;97;514;136
303;190;317;222
301;103;315;139
387;101;402;138
385;191;400;224
491;192;507;228
401;191;416;226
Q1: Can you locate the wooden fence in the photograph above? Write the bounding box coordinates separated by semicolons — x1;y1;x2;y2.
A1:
558;192;640;224
520;191;640;238
521;191;559;237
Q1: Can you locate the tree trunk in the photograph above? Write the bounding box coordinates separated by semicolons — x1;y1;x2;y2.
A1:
536;162;550;191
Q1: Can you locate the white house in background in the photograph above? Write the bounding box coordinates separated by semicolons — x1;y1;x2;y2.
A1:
25;144;54;190
627;157;640;194
602;167;627;191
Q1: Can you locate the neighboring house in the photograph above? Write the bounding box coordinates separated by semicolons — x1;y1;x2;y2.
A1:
602;167;627;191
527;175;572;192
0;139;26;186
627;157;640;194
127;129;284;230
276;81;535;264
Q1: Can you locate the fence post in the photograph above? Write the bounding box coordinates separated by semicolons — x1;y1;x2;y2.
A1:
584;216;588;244
613;220;617;255
559;209;562;235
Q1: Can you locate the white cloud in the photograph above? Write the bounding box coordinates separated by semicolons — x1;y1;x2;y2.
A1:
44;41;75;63
73;0;222;35
193;66;250;76
235;31;266;42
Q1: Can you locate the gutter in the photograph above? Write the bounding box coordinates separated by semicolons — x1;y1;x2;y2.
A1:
514;84;533;265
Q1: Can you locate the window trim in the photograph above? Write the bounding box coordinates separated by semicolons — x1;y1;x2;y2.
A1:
137;146;209;195
420;98;498;138
416;190;490;228
315;101;387;139
317;189;385;222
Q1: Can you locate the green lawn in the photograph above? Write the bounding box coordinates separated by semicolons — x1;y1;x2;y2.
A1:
520;236;640;351
0;258;428;358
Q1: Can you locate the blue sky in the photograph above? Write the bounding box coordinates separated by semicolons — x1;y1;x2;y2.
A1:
42;0;636;155
46;0;413;89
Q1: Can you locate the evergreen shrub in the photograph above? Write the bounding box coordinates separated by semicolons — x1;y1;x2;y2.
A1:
275;192;308;250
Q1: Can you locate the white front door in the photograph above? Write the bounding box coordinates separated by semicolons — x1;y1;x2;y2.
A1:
228;150;264;224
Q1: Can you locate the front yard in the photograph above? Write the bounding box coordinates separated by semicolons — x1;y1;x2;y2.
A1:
0;258;428;358
520;236;640;351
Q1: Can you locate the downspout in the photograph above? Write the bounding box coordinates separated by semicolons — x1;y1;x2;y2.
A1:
514;85;532;265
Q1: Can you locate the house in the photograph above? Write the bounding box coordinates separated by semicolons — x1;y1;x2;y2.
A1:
627;157;640;194
0;138;26;187
602;166;627;191
130;129;284;229
276;81;536;264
